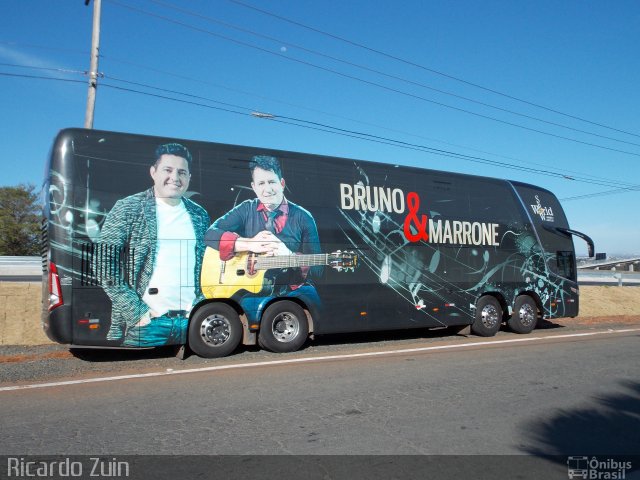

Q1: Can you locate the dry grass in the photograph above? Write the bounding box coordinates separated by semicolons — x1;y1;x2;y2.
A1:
578;286;640;317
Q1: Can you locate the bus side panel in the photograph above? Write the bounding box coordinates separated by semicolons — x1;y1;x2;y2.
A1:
311;160;539;333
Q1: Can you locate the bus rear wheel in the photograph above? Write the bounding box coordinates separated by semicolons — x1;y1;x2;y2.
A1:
508;295;538;334
471;296;502;337
188;303;242;358
258;301;309;353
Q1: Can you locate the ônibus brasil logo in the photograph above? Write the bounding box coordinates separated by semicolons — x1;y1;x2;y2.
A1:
567;456;633;479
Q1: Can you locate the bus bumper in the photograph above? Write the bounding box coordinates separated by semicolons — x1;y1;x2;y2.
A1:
43;305;73;344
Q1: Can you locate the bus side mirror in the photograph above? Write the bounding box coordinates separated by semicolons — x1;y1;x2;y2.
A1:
553;227;595;258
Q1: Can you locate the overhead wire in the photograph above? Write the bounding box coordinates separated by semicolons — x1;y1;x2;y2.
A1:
104;81;640;190
561;186;640;201
4;8;639;205
4;67;637;193
95;56;640;189
144;0;640;150
2;44;632;187
104;0;640;159
0;71;86;86
228;0;640;140
0;62;92;77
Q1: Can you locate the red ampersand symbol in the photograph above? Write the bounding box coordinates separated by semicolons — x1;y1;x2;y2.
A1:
403;192;429;243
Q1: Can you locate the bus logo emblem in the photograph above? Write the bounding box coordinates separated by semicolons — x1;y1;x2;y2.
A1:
531;195;555;222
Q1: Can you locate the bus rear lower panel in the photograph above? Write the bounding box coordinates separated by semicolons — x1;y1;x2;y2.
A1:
43;305;73;344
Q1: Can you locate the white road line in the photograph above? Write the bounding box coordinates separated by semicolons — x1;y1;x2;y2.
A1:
1;328;639;392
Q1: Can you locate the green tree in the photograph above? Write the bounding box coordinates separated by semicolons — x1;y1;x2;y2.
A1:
0;184;41;256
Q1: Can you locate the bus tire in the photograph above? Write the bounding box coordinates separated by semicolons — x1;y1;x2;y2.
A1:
471;296;502;337
188;303;242;358
258;301;309;353
508;295;538;334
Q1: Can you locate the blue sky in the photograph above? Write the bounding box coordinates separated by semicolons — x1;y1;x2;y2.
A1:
2;0;639;255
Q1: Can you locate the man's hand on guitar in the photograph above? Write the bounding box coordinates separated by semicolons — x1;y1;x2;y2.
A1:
236;231;292;256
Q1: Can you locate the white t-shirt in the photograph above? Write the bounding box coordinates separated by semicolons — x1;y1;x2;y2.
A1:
142;199;197;316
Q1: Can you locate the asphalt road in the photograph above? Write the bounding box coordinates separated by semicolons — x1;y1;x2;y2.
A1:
1;327;639;463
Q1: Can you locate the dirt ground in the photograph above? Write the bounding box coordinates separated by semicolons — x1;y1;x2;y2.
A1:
576;285;640;317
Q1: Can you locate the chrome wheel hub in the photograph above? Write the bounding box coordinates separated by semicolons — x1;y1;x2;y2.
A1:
200;314;231;346
481;304;500;329
271;312;299;343
518;303;536;327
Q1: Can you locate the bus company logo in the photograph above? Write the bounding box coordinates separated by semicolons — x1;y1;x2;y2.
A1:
531;195;554;222
566;456;632;479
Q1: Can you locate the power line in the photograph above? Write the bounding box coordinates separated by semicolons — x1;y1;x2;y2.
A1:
0;71;86;85
0;62;91;77
3;70;638;199
101;82;249;117
105;0;640;159
98;74;635;187
95;56;640;189
2;44;632;187
228;0;640;140
105;74;252;111
561;186;640;202
3;50;639;188
144;0;640;150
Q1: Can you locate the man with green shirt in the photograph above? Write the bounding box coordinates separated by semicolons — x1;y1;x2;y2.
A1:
97;143;210;347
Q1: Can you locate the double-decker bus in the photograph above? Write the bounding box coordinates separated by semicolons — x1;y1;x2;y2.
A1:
42;128;594;358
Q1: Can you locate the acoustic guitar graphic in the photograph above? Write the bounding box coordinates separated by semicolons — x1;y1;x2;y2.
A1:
201;247;357;299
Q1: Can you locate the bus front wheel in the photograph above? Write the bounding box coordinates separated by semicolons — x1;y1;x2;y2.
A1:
471;296;502;337
258;301;309;353
188;303;243;358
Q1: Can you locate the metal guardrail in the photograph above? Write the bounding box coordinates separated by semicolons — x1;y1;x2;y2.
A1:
577;271;640;286
577;257;640;271
0;256;41;263
0;256;41;276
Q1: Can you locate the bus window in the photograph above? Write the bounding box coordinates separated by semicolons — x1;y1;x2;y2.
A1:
556;251;576;280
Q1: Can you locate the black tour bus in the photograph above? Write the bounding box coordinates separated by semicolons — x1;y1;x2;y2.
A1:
42;128;594;357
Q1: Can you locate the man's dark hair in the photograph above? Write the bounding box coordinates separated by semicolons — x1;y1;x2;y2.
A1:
250;155;282;179
154;143;192;167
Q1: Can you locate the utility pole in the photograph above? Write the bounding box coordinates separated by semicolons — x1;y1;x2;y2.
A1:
84;0;102;129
